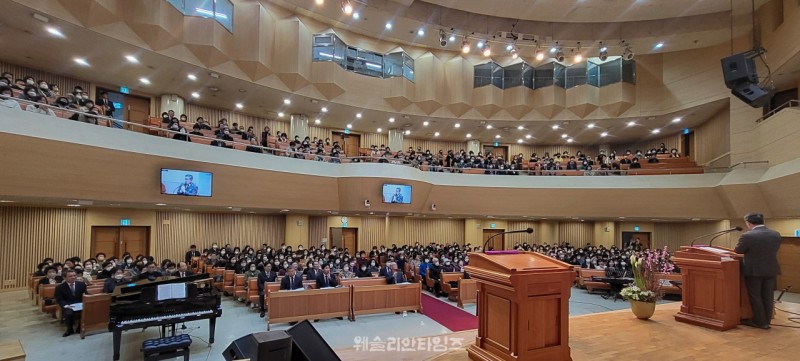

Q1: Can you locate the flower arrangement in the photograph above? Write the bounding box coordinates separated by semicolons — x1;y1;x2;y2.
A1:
620;246;676;303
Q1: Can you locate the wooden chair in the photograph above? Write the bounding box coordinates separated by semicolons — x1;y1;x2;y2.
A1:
39;284;59;316
441;272;464;301
246;278;260;306
80;293;111;339
233;275;247;301
211;269;225;291
221;270;235;295
425;272;436;291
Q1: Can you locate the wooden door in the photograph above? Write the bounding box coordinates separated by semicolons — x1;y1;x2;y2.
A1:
121;227;150;257
778;237;800;291
483;229;505;251
91;226;119;258
342;228;358;255
483;145;508;160
622;232;651;249
124;95;151;133
332;131;361;157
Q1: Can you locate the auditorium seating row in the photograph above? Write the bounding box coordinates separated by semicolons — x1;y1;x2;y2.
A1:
575;268;683;297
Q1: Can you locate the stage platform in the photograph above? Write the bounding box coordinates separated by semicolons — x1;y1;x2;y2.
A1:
335;301;800;361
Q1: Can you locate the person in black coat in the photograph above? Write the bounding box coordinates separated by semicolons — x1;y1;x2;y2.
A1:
280;267;304;290
55;270;88;337
355;264;372;278
387;263;407;284
305;261;322;281
257;264;278;318
735;213;782;329
378;263;392;278
102;268;129;294
185;244;201;263
315;264;339;288
428;259;445;297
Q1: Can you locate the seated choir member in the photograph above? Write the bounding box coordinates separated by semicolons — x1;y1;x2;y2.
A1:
55;270;88;337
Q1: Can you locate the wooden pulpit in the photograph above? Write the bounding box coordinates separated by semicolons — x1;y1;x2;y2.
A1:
673;245;752;331
465;251;575;361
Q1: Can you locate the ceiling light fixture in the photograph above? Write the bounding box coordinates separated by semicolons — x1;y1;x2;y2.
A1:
461;37;471;53
315;118;321;124
476;40;485;49
672;117;682;123
495;135;501;139
283;98;291;105
627;121;636;126
486;125;493;129
139;77;150;84
517;125;524;130
567;138;574;143
574;42;583;62
278;112;285;117
600;132;609;137
352;12;359;19
73;58;89;66
587;123;595;129
346;124;353;129
598;42;608;61
517;139;523;143
385;22;392;30
417;28;425;37
377;128;382;132
482;47;491;57
388;117;395;122
448;33;456;42
155;203;166;206
356;112;362;118
315;0;324;5
341;0;353;15
45;26;65;38
423;121;429;126
552;124;559;130
561;134;568;138
525;134;532;139
652;129;661;134
654;42;665;49
535;50;545;61
67;204;81;207
405;130;411;135
510;48;518;59
124;55;139;63
235;103;243;109
191;92;200;98
438;29;448;47
434;132;440;137
321;107;328;113
466;133;472;138
622;43;635;60
555;47;565;62
506;44;514;51
187;74;197;81
454;123;461;128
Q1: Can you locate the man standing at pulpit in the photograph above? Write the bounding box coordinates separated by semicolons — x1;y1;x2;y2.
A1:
735;212;781;329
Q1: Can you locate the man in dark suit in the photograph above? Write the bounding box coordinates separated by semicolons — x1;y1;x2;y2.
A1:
306;261;322;281
387;262;407;284
55;270;88;337
257;264;278;318
315;264;339;288
735;213;782;329
185;244;201;264
173;262;194;278
378;263;392;278
280;266;304;291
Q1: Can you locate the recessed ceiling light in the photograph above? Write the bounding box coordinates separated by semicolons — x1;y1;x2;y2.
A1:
235;103;243;109
124;55;139;63
535;51;545;61
495;134;501;139
388;117;395;122
73;58;89;66
517;125;524;130
654;42;664;49
423;121;429;126
155;203;166;206
45;26;65;38
320;106;328;113
486;125;492;129
417;29;425;36
280;209;290;212
385;22;392;30
454;123;460;128
315;0;324;5
567;138;574;143
346;124;353;129
672;117;682;123
448;34;456;42
139;77;150;84
482;48;491;57
377;128;382;132
466;133;472;138
283;98;291;105
191;92;200;98
551;124;559;129
356;112;362;118
587;123;595;129
278;112;285;117
342;0;353;14
627;121;636;127
652;129;661;134
434;132;440;137
405;130;410;135
561;134;568;138
525;134;532;139
477;41;485;49
600;132;609;137
352;12;360;19
550;46;558;53
517;139;523;143
506;44;514;51
314;118;321;124
187;74;197;81
67;204;81;207
0;200;14;203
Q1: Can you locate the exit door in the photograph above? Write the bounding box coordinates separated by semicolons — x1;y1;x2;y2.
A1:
91;226;151;258
332;131;362;157
330;228;358;254
483;229;505;251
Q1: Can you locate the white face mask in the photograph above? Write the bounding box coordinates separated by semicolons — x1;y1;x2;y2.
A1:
114;274;124;280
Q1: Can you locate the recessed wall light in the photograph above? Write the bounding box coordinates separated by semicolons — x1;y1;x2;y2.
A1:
283;99;291;105
125;55;139;63
139;77;150;84
187;74;197;81
73;58;89;66
235;103;244;109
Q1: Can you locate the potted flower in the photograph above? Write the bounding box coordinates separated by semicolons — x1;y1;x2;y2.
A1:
619;246;675;319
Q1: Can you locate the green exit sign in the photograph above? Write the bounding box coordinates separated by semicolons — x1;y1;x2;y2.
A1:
490;223;496;229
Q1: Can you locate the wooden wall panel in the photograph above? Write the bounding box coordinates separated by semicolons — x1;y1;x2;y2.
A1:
386;217;407;247
308;216;327;248
652;220;731;251
403;218;465;246
403;138;467;153
0;61;90;97
308;125;332;143
557;221;595;248
154;212;284;262
616;133;682;155
184;103;289;137
360;133;389;148
694;107;731;166
507;221;538;245
0;206;86;289
359;216;386;251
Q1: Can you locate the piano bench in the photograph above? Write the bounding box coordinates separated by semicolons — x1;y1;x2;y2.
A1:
141;334;192;361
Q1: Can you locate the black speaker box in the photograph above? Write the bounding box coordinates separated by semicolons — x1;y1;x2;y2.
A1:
287;320;341;361
223;331;293;361
721;52;759;89
732;82;772;108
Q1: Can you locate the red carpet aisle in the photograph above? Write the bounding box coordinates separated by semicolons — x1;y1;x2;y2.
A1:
420;293;478;332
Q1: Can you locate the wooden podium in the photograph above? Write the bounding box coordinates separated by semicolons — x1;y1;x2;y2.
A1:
673;245;752;331
465;251;575;361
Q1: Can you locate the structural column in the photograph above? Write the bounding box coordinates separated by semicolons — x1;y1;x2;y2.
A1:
388;129;404;151
289;113;309;139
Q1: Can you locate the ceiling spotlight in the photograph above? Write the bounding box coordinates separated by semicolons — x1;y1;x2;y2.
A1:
550;43;558;53
315;118;321;124
377;128;382;132
574;43;583;62
187;74;197;81
672;117;682;123
476;40;485;49
525;134;532;139
461;38;471;53
587;123;595;129
627;121;636;127
191;92;200;98
385;22;393;30
600;132;609;137
346;124;353;129
622;44;634;60
516;125;523;130
511;48;518;59
321;106;328;113
315;0;324;5
495;135;501;139
654;42;664;49
598;42;608;61
388;117;395;122
561;134;568;138
454;123;461;128
235;103;243;109
567;138;574;143
652;129;661;134
352;12;359;19
517;139;523;144
552;124;559;130
486;125;493;129
341;0;353;15
283;98;291;105
278;112;285;117
45;26;65;38
423;121;429;126
125;55;139;63
535;50;545;61
139;77;150;84
439;29;448;47
73;58;89;66
356;113;362;118
483;48;491;57
417;28;425;37
555;48;565;62
434;132;440;137
506;44;514;51
448;33;456;42
405;130;411;135
466;133;472;138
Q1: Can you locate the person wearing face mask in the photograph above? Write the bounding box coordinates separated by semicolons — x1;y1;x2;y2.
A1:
137;263;162;281
37;80;53;98
95;91;115;117
22;76;35;88
103;268;129;293
243;262;259;285
355;263;372;278
367;260;379;273
442;260;455;273
428;259;445;297
69;99;97;124
257;264;278;317
38;266;64;286
22;87;56;116
0;85;21;110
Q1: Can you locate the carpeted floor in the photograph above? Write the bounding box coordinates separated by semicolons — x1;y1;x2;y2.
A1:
420;293;478;332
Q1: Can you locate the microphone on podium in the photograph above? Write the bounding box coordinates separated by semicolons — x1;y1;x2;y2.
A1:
482;228;533;253
689;227;742;246
708;226;743;247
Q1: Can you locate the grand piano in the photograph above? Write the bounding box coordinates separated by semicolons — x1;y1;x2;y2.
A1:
108;274;222;361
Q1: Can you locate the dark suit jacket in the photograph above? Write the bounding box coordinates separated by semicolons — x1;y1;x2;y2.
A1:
734;226;782;277
280;274;304;290
378;266;392;278
306;268;322;281
172;270;194;278
55;281;87;307
315;273;339;288
185;251;200;263
257;271;277;295
387;271;406;284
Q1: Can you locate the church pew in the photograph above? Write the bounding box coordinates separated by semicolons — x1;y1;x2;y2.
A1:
456;278;477;308
441;272;464;302
232;274;246;300
211;269;224;291
221;270;235;295
80;293;111;339
351;282;422;320
38;284;59;316
580;269;612;293
246;278;259;305
655;272;683;296
628;168;704;175
340;277;387;287
265;287;351;329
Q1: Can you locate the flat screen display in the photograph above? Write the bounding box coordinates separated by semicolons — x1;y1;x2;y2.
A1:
161;169;213;197
382;184;412;204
